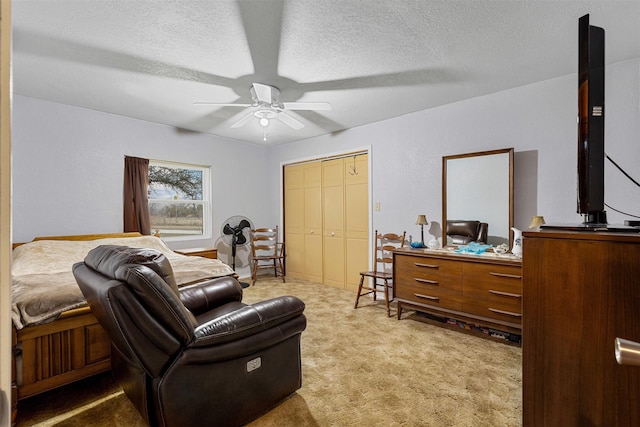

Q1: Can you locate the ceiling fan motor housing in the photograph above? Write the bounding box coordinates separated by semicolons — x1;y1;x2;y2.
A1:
250;83;280;108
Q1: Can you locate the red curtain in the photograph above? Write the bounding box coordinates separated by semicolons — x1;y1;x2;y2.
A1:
123;156;151;235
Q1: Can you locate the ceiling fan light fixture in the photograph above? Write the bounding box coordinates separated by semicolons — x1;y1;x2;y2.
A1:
202;83;330;136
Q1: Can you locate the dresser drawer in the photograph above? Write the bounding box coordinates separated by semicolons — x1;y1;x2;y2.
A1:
462;262;522;324
395;255;463;292
396;279;464;311
462;262;522;300
463;298;522;325
393;249;522;331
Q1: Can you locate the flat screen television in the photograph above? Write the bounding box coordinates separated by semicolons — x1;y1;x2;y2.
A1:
577;13;606;225
541;15;637;232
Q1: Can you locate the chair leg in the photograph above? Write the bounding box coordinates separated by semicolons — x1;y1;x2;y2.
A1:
251;260;258;286
279;258;286;282
354;275;365;309
372;279;377;301
383;279;391;317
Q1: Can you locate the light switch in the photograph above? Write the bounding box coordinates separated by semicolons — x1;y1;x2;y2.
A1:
375;202;380;211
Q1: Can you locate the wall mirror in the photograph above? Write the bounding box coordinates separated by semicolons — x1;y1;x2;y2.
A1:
442;148;514;246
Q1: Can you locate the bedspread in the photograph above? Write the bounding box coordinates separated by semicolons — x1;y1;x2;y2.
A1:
11;236;235;329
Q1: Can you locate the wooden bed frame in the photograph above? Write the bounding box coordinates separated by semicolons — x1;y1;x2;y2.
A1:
11;232;143;423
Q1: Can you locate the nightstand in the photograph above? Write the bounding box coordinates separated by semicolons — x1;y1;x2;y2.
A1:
174;247;218;259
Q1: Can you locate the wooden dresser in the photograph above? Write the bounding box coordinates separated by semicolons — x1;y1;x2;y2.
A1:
393;248;523;334
523;229;640;426
174;247;218;259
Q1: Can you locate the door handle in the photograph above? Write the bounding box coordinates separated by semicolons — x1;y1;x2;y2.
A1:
615;338;640;366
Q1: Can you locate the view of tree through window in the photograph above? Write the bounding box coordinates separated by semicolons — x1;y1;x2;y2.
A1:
148;162;209;239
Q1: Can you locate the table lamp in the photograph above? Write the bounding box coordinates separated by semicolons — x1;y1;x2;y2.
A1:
416;215;428;244
529;215;546;229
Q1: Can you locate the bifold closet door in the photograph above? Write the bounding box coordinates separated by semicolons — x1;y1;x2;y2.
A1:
284;154;368;288
283;164;304;279
283;162;322;283
304;162;323;283
344;154;369;291
322;159;345;288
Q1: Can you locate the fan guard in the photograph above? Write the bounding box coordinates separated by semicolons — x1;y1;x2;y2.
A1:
220;215;254;270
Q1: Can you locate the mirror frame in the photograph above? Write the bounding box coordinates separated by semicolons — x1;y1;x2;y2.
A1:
442;148;514;247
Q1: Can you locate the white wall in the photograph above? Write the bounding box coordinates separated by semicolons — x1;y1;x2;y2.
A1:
12;59;640;254
270;59;640;244
12;96;275;276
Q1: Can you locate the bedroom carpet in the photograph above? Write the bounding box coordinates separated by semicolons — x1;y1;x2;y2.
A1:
16;278;522;426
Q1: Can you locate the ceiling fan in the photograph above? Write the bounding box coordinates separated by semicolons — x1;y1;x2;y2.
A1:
194;82;331;130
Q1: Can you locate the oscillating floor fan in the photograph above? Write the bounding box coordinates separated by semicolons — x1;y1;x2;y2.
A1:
220;215;253;271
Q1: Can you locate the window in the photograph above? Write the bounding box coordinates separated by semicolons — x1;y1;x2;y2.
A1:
148;160;210;240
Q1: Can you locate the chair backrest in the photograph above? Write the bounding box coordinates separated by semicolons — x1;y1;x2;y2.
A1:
373;230;406;273
73;245;198;378
446;220;489;245
250;226;283;258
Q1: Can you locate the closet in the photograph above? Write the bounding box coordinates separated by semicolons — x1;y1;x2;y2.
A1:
284;153;368;291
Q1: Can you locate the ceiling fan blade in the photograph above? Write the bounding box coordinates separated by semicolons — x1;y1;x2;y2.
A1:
276;112;304;130
238;219;251;229
238;1;283;77
15;30;238;89
230;111;255;128
252;83;273;104
282;102;331;111
193;102;252;107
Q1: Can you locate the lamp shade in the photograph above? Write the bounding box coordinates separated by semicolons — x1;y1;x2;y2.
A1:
529;215;546;229
416;215;428;226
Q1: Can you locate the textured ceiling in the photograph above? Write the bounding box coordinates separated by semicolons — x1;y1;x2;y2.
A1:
12;1;640;145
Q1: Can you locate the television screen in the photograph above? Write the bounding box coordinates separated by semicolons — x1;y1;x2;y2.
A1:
577;14;606;224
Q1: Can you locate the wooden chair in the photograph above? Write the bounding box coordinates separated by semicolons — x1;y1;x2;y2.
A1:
354;230;406;317
250;226;286;285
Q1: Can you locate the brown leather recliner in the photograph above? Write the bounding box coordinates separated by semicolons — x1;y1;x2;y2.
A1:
446;220;489;245
72;245;306;427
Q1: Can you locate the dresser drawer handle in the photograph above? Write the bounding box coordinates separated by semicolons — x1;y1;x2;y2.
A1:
414;293;440;301
488;308;522;318
414;278;439;285
490;272;522;279
414;262;439;269
489;290;522;299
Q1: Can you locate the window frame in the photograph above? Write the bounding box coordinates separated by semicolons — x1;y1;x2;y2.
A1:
148;159;211;242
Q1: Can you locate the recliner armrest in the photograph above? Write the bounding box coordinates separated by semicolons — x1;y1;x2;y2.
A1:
192;295;305;346
179;276;243;315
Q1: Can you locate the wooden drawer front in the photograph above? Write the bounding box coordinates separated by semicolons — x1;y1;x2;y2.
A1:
397;282;464;311
395;255;463;292
463;298;522;325
395;255;463;310
463;262;522;300
462;262;522;324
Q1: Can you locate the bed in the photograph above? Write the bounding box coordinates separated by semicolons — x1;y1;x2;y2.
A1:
10;232;235;420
